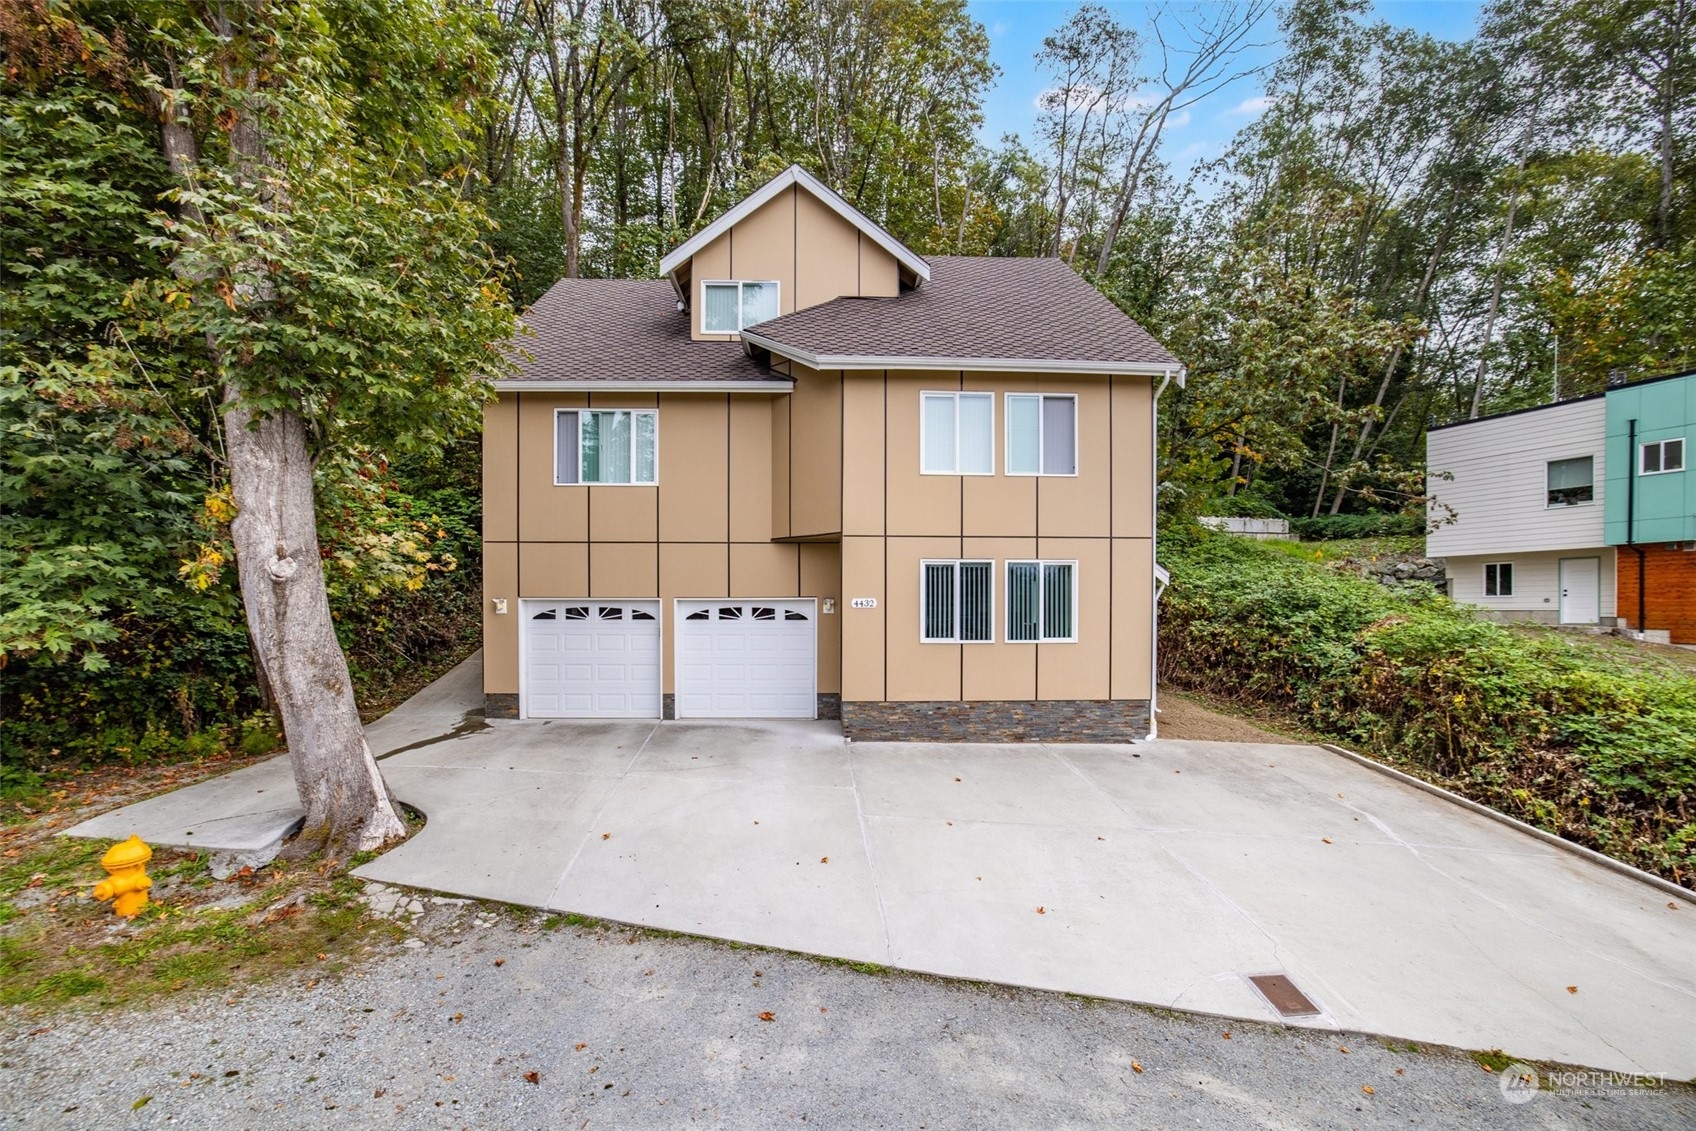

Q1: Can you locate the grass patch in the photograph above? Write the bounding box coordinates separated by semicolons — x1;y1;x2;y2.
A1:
1471;1049;1516;1073
0;836;395;1011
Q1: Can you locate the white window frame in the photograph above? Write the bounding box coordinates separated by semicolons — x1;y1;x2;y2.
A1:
1004;559;1079;643
1004;393;1079;477
919;391;995;476
699;279;781;334
1544;455;1595;508
1639;438;1686;476
553;407;659;486
1483;561;1514;598
918;559;996;644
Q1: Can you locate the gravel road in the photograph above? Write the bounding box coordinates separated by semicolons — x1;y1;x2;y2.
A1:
3;895;1690;1130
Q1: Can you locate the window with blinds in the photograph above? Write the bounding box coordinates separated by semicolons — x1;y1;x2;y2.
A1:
1006;394;1077;475
701;281;780;333
921;392;994;474
1006;560;1077;642
1545;456;1593;506
555;409;658;485
920;560;993;643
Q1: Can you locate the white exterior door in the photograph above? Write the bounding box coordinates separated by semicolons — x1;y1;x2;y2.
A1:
675;600;817;718
522;600;661;718
1558;558;1600;624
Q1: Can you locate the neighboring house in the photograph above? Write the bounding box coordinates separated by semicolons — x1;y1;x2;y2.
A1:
1604;367;1696;644
1426;397;1616;628
481;165;1184;741
1426;365;1696;644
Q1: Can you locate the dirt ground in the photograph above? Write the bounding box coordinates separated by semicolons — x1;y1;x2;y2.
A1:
1154;691;1303;744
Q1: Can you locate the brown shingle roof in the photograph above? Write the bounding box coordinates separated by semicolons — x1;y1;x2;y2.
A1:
501;258;1178;383
741;257;1179;369
502;278;780;384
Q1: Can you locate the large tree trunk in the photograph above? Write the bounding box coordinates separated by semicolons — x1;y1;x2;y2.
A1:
224;396;406;861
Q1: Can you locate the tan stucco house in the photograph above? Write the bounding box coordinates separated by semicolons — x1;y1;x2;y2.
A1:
482;166;1183;741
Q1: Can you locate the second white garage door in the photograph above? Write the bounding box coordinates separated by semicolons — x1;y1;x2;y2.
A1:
675;600;817;718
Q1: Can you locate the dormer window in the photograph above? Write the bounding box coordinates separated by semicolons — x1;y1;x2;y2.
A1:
701;280;780;333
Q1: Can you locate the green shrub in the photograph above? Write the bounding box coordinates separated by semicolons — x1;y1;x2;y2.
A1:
1289;512;1424;540
1159;533;1696;886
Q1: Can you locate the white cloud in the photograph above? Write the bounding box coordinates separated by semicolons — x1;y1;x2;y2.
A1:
1229;95;1275;117
1166;109;1192;129
991;20;1007;37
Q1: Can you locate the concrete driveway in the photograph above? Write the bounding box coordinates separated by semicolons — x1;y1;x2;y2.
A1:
72;655;1696;1079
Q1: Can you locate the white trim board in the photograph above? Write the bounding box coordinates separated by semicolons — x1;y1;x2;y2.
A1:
659;165;931;284
491;379;794;393
737;331;1183;378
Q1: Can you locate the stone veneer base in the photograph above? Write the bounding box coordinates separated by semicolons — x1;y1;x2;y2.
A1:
484;693;520;720
840;700;1151;743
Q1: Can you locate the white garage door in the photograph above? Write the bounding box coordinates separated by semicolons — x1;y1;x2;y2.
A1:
523;600;661;718
675;600;817;719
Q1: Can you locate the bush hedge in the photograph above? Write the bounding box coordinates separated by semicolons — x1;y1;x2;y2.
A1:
1288;512;1424;541
1159;532;1696;888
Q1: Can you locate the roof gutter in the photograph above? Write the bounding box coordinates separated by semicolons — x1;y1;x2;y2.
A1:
490;379;794;393
738;330;1180;378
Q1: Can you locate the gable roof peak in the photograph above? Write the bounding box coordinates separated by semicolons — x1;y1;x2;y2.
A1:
658;164;930;286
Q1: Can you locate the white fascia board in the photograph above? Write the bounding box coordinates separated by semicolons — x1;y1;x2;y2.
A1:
738;331;1178;378
491;379;793;393
659;165;931;284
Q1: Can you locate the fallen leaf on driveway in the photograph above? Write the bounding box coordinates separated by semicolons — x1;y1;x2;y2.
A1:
1221;1031;1231;1040
954;777;962;782
819;1007;827;1014
524;1072;540;1085
132;1097;152;1111
1566;986;1578;994
494;959;504;967
374;1088;385;1098
758;1011;775;1022
1035;906;1046;915
1339;1046;1350;1054
1131;1061;1143;1074
820;856;829;864
1362;1085;1374;1095
452;1013;463;1023
601;832;611;840
574;1043;587;1051
1322;838;1332;844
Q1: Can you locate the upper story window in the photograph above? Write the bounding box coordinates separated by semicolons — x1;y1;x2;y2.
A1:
1640;438;1685;475
1006;393;1077;475
1546;456;1594;506
701;281;779;333
921;392;994;475
555;409;657;485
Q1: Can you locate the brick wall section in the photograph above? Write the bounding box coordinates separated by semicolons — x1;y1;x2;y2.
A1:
485;693;519;719
842;700;1150;743
1616;545;1696;644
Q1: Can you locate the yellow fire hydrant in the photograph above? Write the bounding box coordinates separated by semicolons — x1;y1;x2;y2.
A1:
92;835;153;918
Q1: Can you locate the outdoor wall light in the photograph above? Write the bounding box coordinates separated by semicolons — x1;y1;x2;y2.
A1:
493;598;508;615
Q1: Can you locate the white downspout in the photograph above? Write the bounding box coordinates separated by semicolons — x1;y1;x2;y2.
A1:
1146;366;1185;741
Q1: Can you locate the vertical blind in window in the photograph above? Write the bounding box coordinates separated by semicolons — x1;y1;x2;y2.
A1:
702;284;740;333
1007;561;1075;641
555;410;657;485
1007;394;1076;474
922;393;993;474
921;561;992;642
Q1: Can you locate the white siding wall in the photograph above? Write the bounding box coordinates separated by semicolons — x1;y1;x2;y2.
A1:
1426;398;1607;557
1445;550;1617;624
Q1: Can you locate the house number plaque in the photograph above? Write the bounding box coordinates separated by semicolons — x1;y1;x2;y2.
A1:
850;597;878;609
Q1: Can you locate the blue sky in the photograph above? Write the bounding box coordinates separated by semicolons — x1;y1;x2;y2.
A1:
968;1;1483;174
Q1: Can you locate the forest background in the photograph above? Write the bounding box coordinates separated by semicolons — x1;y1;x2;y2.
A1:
3;0;1691;773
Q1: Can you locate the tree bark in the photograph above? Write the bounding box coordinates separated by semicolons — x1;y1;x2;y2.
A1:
224;398;406;860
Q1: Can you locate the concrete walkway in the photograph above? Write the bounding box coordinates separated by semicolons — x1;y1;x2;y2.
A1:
69;655;1696;1079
